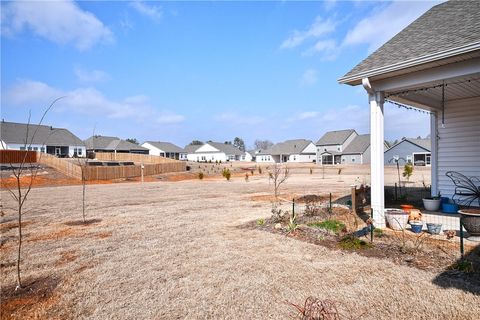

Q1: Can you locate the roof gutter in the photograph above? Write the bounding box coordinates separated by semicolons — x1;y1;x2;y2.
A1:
338;41;480;85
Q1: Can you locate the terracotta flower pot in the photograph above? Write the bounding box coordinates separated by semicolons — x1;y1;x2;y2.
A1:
400;204;414;213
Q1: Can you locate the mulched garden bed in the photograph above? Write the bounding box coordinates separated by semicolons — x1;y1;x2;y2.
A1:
242;207;480;288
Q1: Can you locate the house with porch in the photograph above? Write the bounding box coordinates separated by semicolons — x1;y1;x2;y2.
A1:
256;139;316;163
85;136;149;154
0;121;85;157
185;141;244;162
316;129;373;165
142;141;187;160
384;138;431;166
339;1;480;226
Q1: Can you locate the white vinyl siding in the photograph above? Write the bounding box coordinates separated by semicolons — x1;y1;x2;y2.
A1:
436;97;480;205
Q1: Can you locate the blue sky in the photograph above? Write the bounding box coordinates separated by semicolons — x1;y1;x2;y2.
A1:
1;0;439;148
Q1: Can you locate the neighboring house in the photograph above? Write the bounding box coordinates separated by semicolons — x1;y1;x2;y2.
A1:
384;138;431;166
142;141;187;160
315;129;358;164
256;139;316;163
242;151;254;162
84;136;149;154
338;0;480;226
186;141;244;162
0;121;85;157
341;134;372;165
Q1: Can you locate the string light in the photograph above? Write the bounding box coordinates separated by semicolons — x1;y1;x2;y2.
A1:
385;99;433;115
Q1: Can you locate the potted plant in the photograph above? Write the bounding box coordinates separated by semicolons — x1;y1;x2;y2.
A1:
384;208;409;231
458;208;480;241
409;220;423;233
426;222;442;235
423;193;441;211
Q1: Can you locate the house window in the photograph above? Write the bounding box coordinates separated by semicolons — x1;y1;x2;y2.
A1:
337;147;340;151
293;156;296;160
28;147;32;151
324;148;327;151
77;148;83;156
352;158;355;162
201;156;206;161
20;147;26;150
40;147;45;152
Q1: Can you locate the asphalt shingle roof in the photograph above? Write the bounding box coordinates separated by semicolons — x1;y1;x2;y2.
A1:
207;142;244;156
0;121;84;146
316;129;356;146
259;139;313;156
342;134;370;154
340;1;480;82
84;136;148;152
184;144;202;153
408;138;431;151
144;141;186;153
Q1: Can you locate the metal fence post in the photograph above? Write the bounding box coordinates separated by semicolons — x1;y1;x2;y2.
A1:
292;198;295;220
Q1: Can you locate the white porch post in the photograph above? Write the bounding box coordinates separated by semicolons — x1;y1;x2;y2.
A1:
430;112;438;196
369;91;385;227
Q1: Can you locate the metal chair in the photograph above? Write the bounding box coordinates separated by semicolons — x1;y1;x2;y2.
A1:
445;171;480;207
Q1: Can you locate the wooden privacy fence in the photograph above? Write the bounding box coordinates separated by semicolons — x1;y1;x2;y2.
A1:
37;152;82;179
94;152;174;164
83;162;186;180
0;150;37;163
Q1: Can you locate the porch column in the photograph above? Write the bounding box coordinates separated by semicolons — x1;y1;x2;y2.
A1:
369;91;385;227
430;112;438;196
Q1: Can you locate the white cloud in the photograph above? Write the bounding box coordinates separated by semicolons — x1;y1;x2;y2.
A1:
129;0;162;21
343;1;440;52
302;39;339;59
214;112;264;125
288;111;320;122
157;114;185;125
1;0;113;51
74;68;110;83
299;69;318;87
280;16;336;49
3;79;184;124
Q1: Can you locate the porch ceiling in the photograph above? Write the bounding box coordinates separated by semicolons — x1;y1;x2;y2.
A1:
385;73;480;111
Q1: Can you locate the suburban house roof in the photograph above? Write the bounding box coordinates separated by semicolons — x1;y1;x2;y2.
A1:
207;142;244;156
339;1;480;85
259;139;313;156
388;138;431;152
342;134;371;154
144;141;186;153
184;144;202;153
84;136;148;152
0;121;84;146
316;129;356;146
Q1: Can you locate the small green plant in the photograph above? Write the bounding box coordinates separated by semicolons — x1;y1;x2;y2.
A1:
286;214;299;233
308;219;345;234
198;172;204;180
402;163;413;181
222;168;231;181
339;235;373;250
256;218;265;226
373;228;383;237
449;259;474;273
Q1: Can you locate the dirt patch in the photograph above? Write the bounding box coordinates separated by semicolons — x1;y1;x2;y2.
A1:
0;276;61;320
250;193;298;202
295;194;328;203
92;231;112;239
26;227;78;243
54;250;78;267
0;220;33;234
64;218;102;227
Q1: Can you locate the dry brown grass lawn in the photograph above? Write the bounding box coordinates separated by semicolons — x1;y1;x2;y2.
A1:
1;165;479;319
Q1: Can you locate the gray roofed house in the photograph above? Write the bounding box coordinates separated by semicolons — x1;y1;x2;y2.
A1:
85;136;149;154
142;141;187;160
208;142;244;156
342;134;371;154
185;141;248;162
384;138;431;166
339;1;480;85
256;139;316;163
0;121;86;157
316;129;357;146
184;144;202;154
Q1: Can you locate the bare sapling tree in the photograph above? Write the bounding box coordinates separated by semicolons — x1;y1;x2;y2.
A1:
4;98;63;290
271;163;290;199
75;125;95;223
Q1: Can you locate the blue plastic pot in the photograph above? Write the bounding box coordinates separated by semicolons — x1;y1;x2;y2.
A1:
441;202;458;214
440;197;449;204
410;221;423;233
